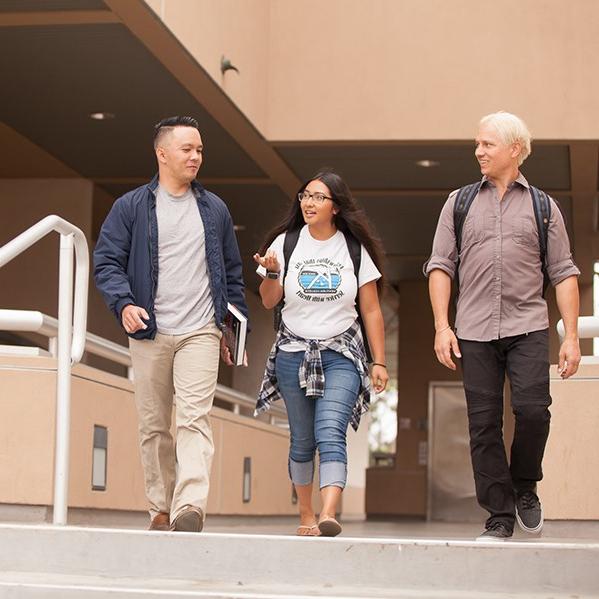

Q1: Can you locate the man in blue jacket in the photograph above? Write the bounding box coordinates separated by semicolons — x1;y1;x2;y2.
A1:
94;116;249;532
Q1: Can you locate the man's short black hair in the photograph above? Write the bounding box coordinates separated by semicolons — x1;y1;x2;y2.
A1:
153;116;200;148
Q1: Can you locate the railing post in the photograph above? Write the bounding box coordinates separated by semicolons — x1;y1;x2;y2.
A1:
52;233;74;525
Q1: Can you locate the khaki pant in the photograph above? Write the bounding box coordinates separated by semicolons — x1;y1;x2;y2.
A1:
129;322;221;522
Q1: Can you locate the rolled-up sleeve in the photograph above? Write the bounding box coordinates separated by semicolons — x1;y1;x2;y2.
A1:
423;192;458;279
546;198;580;286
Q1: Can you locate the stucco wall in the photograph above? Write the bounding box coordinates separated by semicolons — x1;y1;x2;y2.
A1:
0;354;297;516
146;0;599;141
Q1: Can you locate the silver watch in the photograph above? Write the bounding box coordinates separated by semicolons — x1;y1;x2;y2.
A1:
266;270;280;280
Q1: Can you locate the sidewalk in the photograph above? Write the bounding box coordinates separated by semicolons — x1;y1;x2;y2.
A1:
3;504;598;543
204;515;599;543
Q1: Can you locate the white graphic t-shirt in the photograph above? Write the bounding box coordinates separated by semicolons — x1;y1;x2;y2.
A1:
257;226;381;350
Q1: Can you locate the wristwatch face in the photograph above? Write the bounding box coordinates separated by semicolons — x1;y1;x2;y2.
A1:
266;271;279;279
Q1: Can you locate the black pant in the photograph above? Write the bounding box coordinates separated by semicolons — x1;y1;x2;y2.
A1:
459;329;551;531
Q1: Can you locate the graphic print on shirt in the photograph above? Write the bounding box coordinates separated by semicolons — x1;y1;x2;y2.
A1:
294;258;345;302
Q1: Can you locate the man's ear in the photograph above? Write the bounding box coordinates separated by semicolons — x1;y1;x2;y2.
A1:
155;146;167;164
510;142;521;160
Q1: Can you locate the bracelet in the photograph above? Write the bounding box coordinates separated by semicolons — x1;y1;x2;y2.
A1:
436;325;451;333
371;362;387;369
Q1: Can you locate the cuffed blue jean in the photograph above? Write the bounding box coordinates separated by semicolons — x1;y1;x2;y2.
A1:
275;349;360;489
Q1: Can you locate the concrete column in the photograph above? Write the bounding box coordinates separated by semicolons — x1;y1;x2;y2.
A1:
569;143;599;355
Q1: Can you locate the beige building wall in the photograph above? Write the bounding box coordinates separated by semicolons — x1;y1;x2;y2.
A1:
0;354;296;517
540;362;599;519
267;0;599;140
144;0;271;134
144;0;599;141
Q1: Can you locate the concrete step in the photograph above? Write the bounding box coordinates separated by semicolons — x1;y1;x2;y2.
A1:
0;524;597;598
0;573;593;599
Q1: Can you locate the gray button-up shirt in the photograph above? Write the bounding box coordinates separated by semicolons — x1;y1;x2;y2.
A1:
424;174;580;342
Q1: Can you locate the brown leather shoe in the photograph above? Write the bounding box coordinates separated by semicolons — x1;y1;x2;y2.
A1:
171;506;204;532
148;512;170;531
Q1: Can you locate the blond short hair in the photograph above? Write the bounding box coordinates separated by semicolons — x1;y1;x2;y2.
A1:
479;111;532;165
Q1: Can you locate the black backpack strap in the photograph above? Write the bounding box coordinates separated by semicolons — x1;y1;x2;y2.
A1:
342;229;362;277
273;228;301;331
529;185;551;295
453;182;481;295
342;230;373;362
282;228;301;281
454;182;481;254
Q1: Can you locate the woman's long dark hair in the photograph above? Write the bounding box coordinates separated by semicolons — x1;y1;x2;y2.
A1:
259;169;385;293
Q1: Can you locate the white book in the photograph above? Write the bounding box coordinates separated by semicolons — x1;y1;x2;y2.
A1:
224;302;247;366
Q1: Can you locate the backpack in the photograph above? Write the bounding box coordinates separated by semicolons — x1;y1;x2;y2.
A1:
272;228;372;360
453;182;551;296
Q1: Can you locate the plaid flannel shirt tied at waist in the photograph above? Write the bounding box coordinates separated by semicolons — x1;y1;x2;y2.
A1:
255;320;372;431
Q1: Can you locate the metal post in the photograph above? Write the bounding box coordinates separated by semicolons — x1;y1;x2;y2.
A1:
52;233;74;525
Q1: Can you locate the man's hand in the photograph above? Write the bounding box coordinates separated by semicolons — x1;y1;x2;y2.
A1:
434;327;461;370
121;305;149;334
220;336;234;366
220;336;248;367
558;337;581;379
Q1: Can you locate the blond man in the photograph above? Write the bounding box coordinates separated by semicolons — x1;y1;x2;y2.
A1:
424;112;580;540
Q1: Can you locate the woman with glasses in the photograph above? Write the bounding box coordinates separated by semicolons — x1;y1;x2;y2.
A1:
253;169;388;537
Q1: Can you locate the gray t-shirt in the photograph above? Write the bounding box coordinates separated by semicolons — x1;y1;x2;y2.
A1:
154;185;215;334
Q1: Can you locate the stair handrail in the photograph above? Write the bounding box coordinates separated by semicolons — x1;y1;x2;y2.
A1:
0;215;88;362
557;316;599;340
0;215;89;526
0;308;288;421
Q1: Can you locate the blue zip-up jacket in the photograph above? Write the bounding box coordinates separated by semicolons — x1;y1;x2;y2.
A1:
93;175;249;340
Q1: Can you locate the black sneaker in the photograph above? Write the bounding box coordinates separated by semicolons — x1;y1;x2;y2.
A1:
515;490;543;534
476;522;513;542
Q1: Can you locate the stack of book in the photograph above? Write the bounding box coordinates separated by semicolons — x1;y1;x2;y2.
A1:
223;302;247;366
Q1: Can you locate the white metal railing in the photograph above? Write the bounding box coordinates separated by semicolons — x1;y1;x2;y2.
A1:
557;316;599;340
0;308;287;421
0;309;288;512
0;216;89;526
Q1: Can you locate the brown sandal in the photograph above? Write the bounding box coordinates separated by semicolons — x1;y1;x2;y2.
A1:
296;524;320;536
318;516;342;537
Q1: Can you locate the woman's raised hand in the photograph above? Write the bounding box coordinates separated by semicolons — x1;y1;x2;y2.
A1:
253;249;281;273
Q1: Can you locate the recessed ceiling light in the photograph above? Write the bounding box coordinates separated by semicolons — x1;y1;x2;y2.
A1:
90;112;115;120
416;159;440;168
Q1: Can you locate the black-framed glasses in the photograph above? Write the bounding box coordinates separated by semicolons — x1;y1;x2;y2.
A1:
297;191;333;204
